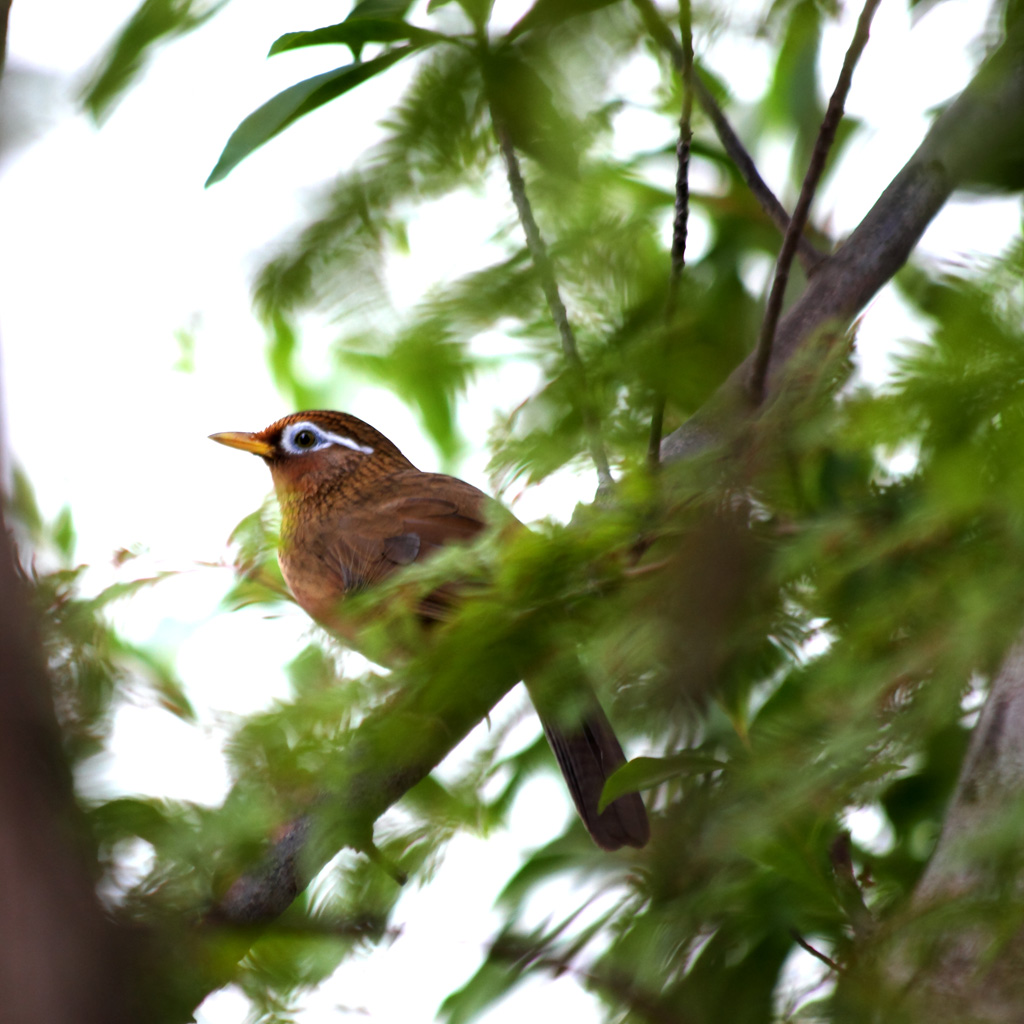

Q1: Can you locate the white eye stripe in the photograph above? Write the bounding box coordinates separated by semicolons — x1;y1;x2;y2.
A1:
322;429;374;454
280;421;374;456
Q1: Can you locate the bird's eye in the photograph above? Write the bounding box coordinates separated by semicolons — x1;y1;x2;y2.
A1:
279;419;373;457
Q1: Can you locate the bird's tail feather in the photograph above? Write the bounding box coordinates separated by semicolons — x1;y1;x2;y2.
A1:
539;696;649;851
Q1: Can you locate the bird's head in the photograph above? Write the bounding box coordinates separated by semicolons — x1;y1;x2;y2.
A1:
210;411;414;502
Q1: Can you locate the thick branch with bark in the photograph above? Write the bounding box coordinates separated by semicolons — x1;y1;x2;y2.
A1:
663;33;1024;460
211;623;529;923
872;637;1024;1023
748;0;883;402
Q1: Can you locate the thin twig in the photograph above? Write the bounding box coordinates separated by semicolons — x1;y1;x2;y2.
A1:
789;928;842;973
830;830;876;942
494;121;614;491
748;0;883;403
668;0;694;284
647;0;694;467
631;0;825;273
693;75;825;273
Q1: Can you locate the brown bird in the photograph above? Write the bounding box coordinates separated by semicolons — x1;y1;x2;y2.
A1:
211;410;649;850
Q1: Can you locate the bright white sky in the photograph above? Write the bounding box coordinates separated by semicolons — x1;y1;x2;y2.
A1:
0;1;1018;1022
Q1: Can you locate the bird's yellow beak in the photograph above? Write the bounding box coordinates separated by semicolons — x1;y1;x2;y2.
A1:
209;431;275;457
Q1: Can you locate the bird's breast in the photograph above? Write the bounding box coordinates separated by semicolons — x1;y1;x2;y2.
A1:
277;543;349;629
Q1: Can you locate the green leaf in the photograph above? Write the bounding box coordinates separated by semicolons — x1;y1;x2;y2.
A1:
91;796;174;846
763;0;826;185
508;0;623;40
456;0;494;30
88;572;177;610
52;505;77;562
205;46;418;186
115;639;198;722
263;310;332;409
336;320;480;463
275;0;417;61
598;752;727;811
8;465;43;541
173;328;196;373
442;905;601;1024
269;20;449;58
483;48;581;176
81;0;231;122
438;928;543;1024
285;644;341;696
348;0;416;20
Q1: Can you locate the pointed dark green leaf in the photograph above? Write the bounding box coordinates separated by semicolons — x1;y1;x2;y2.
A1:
343;0;419;54
508;0;622;40
455;0;495;30
268;20;449;57
484;48;581;176
598;752;727;811
439;955;526;1024
205;47;417;186
348;0;415;20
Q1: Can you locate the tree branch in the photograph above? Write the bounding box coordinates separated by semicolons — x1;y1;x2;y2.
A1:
204;17;1024;939
632;0;825;273
648;0;694;468
494;122;614;491
748;0;883;403
874;636;1024;1020
661;31;1024;462
0;21;135;1020
207;608;535;926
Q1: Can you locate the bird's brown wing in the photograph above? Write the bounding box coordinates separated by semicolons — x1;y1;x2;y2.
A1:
323;474;492;620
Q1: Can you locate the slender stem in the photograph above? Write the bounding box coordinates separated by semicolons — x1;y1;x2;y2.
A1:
0;0;10;81
669;0;694;283
748;0;883;403
789;929;841;973
632;0;825;273
647;0;694;468
494;121;614;491
693;74;825;274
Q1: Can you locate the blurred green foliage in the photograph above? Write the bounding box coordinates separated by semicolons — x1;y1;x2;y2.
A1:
81;0;232;122
14;0;1024;1021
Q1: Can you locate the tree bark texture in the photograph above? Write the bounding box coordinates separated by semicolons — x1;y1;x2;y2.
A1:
0;508;132;1023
